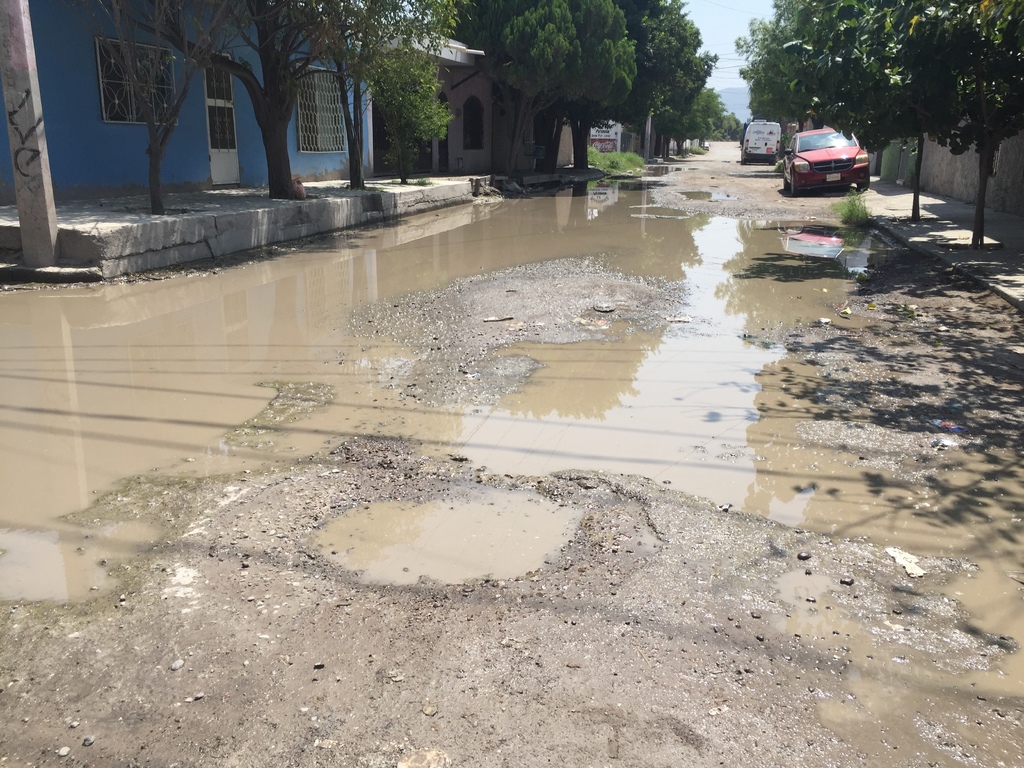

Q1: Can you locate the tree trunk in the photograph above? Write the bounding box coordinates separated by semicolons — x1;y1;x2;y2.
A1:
395;136;409;184
147;145;165;216
911;133;925;223
503;90;529;175
262;114;294;199
570;118;591;170
340;74;365;190
972;139;997;249
534;110;561;174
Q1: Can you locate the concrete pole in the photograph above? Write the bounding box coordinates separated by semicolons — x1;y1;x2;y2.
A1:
0;0;58;267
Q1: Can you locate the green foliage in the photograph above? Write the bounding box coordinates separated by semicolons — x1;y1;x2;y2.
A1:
615;0;715;130
665;88;725;142
458;0;635;172
788;0;1024;244
712;112;743;141
832;190;871;227
586;147;645;172
318;0;459;189
368;46;452;184
736;0;816;124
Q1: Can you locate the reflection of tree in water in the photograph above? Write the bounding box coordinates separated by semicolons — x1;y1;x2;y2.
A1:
714;220;853;334
623;212;710;281
499;329;663;420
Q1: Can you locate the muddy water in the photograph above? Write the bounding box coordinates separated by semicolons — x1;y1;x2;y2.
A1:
1;183;1022;683
318;485;579;585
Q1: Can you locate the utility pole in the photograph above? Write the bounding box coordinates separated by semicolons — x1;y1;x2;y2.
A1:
0;0;59;267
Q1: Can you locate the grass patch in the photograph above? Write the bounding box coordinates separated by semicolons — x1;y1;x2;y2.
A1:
832;189;871;227
587;147;646;173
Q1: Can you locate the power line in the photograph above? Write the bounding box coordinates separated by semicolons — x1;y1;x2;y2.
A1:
691;0;767;16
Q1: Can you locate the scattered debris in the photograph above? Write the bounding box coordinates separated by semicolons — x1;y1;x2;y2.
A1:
886;546;926;578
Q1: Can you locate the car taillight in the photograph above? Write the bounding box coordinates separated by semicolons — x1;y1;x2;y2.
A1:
794;160;810;172
855;151;869;165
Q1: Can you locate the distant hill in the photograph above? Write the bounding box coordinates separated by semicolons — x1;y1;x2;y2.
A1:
716;86;750;121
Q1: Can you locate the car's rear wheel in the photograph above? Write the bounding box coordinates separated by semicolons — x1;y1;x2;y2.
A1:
740;153;747;165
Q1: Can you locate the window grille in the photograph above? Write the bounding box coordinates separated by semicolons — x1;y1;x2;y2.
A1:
205;67;236;150
95;38;174;124
297;70;346;153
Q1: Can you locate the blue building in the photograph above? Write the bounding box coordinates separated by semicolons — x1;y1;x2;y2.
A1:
0;0;372;203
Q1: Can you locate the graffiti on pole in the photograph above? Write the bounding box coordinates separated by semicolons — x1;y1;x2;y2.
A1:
7;87;43;177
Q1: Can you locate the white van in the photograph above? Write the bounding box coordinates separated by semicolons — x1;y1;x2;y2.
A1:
741;120;782;164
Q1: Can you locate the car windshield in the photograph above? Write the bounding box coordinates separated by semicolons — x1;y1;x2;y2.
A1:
796;132;858;152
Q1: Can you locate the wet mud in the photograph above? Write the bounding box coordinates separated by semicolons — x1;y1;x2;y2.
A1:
2;143;1024;765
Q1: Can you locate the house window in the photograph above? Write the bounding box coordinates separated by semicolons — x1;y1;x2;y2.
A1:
297;70;346;153
463;96;484;150
95;38;174;124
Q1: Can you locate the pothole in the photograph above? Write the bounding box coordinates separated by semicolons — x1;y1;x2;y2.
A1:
318;484;581;584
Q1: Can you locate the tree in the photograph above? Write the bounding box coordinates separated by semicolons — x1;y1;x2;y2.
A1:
532;0;635;172
457;0;579;173
613;0;715;153
73;0;232;214
736;0;816;125
938;0;1024;246
711;111;743;142
543;0;636;171
193;0;327;200
670;88;724;145
791;0;959;221
368;45;451;184
459;0;641;173
317;0;458;189
793;0;1024;243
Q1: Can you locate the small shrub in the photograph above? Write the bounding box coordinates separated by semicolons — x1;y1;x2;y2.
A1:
587;147;645;173
833;189;871;227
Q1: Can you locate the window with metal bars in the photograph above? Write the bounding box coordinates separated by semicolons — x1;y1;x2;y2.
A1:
95;38;174;124
297;70;346;153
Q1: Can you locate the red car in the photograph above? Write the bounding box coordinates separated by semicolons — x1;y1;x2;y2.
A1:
782;128;870;195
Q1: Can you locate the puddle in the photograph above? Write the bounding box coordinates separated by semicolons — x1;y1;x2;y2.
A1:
317;485;579;585
0;184;1018;703
3;179;1024;758
674;190;738;202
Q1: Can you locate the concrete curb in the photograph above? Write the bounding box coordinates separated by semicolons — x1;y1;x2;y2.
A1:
1;181;475;280
871;215;1024;314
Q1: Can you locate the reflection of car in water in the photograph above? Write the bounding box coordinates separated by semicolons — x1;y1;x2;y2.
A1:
780;225;882;272
782;226;844;259
782;128;870;195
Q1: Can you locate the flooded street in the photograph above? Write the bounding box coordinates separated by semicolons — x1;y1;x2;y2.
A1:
2;161;1024;765
0;188;886;598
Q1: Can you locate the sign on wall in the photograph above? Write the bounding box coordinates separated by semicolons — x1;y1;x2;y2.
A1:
589;124;622;153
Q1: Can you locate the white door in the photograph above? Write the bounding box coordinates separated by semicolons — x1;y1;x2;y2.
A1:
204;67;239;185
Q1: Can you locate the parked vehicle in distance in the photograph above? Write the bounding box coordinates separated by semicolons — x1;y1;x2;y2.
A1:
782;128;870;195
741;120;781;164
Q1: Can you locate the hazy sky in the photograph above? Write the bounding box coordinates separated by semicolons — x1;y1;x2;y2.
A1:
685;0;775;91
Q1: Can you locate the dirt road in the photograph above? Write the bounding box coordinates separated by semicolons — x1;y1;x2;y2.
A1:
2;144;1023;767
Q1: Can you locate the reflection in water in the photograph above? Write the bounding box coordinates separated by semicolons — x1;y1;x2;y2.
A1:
455;216;853;503
779;224;892;272
1;183;1021;691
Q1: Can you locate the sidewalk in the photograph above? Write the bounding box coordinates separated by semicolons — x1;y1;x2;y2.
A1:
0;177;477;280
864;179;1024;312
